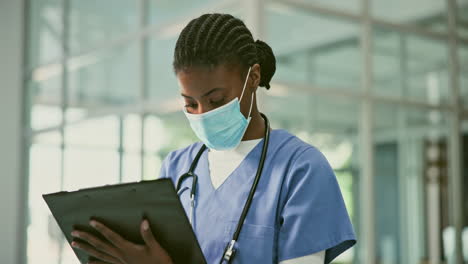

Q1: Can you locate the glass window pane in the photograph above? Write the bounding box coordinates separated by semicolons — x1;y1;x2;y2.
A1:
63;147;119;191
372;0;448;33
458;0;468;38
459;27;468;39
32;130;61;146
29;75;62;131
462;119;468;263
143;154;161;180
457;0;468;21
30;105;62;132
65;116;119;148
148;36;180;104
65;106;87;124
148;0;219;25
266;4;361;90
123;114;142;152
265;90;359;137
28;0;62;68
123;114;142;182
123;153;142;182
457;0;468;38
373;27;451;104
144;113;197;159
160;113;198;152
460;45;468;108
298;0;360;13
274;53;308;84
143;115;167;153
67;43;139;106
141;113;197;180
69;0;138;53
27;145;62;264
373;103;454;263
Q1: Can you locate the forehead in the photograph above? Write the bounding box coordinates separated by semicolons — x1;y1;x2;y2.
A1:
176;64;243;94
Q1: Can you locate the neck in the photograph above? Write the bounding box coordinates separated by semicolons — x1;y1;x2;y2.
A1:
242;108;266;141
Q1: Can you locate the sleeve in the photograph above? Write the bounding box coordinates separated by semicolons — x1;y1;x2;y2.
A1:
158;152;173;179
279;250;325;264
278;147;356;263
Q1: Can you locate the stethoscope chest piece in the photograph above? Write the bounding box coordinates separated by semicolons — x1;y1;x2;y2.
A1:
222;240;237;263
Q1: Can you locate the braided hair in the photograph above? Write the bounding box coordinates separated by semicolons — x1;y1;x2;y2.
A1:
173;13;276;89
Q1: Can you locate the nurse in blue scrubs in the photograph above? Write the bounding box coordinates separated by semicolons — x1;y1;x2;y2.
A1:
71;13;356;264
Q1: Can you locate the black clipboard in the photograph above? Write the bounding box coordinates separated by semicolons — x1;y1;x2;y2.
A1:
43;178;207;264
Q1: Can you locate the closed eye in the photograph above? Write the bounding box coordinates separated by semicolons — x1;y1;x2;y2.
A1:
210;97;225;107
184;103;197;108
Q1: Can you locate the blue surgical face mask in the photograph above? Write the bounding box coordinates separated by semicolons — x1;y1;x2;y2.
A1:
183;66;254;150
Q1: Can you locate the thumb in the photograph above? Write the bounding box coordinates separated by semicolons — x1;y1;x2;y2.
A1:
140;219;159;248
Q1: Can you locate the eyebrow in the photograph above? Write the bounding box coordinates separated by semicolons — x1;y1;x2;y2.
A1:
181;87;224;99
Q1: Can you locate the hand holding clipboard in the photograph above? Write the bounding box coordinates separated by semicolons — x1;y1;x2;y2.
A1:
70;218;173;264
43;178;206;264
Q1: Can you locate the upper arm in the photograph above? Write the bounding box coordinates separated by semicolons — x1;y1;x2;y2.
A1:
158;152;173;179
279;250;325;264
277;147;356;263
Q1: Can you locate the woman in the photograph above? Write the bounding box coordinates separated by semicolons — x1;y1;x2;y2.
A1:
71;13;356;264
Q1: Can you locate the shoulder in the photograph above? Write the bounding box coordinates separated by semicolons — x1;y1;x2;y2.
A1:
163;141;204;164
271;129;329;168
271;129;335;189
159;142;204;180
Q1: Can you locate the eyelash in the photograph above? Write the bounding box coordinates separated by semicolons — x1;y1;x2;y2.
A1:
210;97;225;106
185;103;197;108
184;97;225;109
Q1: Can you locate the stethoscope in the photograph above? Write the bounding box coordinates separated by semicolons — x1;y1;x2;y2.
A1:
176;113;270;264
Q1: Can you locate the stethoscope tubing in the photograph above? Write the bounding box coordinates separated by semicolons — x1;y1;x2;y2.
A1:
176;113;270;264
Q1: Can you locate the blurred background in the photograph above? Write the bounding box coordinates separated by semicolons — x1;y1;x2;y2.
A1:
0;0;467;263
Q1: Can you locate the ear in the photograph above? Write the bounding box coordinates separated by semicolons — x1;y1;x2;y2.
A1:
250;63;261;93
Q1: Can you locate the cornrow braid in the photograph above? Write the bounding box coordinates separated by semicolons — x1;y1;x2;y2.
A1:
203;14;229;49
173;13;276;89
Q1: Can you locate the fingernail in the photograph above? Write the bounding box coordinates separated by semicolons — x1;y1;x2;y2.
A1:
142;220;149;231
89;220;97;227
71;231;79;237
71;241;77;247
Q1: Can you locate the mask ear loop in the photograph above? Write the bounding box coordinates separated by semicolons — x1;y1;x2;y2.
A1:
239;66;252;103
239;66;254;119
247;92;254;119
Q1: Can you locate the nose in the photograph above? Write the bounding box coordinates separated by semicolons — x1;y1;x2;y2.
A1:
197;103;215;115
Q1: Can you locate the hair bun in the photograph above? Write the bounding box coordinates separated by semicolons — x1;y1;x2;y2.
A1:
255;39;276;90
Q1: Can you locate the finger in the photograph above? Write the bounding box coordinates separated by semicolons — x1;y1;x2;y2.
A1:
90;220;129;249
71;241;120;264
140;220;173;262
140;219;158;248
71;230;122;260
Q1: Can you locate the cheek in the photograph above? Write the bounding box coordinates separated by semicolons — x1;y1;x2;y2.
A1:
225;87;242;104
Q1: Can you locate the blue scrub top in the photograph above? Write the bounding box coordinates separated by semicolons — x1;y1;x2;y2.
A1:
160;129;356;263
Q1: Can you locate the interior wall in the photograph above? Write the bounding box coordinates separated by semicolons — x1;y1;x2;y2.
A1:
0;0;27;263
